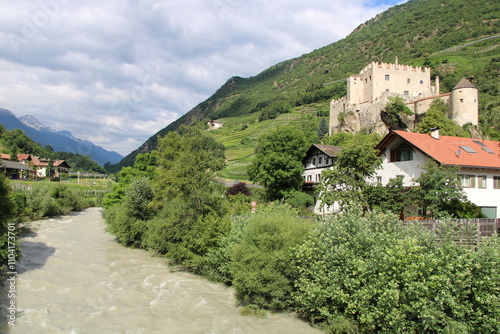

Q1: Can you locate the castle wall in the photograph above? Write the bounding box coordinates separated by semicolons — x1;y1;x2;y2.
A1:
449;87;478;126
330;59;478;135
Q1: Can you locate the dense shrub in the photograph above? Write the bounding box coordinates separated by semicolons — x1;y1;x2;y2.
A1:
25;183;87;219
286;191;314;209
292;210;500;333
230;205;314;310
104;203;146;248
226;182;251;197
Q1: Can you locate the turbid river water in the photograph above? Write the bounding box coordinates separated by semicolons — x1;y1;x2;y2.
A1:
1;208;320;334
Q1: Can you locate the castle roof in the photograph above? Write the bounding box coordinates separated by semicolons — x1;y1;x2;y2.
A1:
453;78;476;90
376;130;500;169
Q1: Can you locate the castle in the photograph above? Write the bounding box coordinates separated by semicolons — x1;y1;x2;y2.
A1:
329;58;478;135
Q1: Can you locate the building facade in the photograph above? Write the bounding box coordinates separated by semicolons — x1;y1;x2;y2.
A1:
374;130;500;218
302;144;342;214
329;58;478;135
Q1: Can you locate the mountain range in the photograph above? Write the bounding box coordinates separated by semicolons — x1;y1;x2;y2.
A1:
108;0;499;172
0;108;123;166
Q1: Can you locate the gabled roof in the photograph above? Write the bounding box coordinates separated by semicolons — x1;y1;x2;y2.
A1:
1;160;34;171
304;144;343;159
376;130;500;169
31;157;71;169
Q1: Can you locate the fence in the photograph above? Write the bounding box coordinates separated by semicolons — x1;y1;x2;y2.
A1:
403;218;500;245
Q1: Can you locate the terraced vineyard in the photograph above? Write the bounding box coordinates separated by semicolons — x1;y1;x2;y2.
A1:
205;102;327;181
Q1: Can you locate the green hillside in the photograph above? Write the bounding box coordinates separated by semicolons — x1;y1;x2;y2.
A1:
109;0;500;173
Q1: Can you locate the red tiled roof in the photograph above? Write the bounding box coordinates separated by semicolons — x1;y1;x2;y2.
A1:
377;130;500;169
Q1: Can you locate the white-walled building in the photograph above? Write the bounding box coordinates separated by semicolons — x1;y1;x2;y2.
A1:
374;130;500;218
302;144;342;214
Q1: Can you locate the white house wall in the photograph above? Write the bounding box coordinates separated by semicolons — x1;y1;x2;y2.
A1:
375;146;500;218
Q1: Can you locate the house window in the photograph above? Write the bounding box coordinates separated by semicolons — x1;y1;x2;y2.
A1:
316;174;321;182
312;158;316;166
494;176;500;189
459;174;475;188
376;176;382;184
325;159;329;165
319;157;322;165
477;175;487;189
385;74;390;81
390;143;414;162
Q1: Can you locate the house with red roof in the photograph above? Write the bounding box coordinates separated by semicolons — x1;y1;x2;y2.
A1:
30;157;71;178
374;129;500;218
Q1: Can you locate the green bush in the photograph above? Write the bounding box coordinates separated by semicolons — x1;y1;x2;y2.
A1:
292;210;500;333
286;191;314;209
230;205;314;310
104;203;145;248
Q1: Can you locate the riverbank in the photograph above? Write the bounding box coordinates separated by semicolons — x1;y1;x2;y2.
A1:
1;208;321;333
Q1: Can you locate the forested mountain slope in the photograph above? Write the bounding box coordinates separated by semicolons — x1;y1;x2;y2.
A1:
110;0;499;172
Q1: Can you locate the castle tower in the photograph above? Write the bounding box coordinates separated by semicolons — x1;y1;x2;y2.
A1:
449;78;478;126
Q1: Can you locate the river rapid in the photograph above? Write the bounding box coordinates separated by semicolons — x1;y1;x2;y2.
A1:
2;208;320;334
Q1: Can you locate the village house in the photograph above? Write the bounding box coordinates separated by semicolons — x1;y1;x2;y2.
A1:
302;144;342;214
0;153;34;179
374;129;500;218
30;157;71;178
207;120;224;130
329;58;478;135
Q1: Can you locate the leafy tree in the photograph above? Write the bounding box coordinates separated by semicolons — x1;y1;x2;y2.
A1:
318;138;382;212
247;126;309;200
143;126;229;267
317;117;329;141
366;176;410;215
0;174;18;271
123;176;154;220
417;98;469;137
382;96;414;129
410;159;466;218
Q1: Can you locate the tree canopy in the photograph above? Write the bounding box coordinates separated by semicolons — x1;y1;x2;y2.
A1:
247;126;309;200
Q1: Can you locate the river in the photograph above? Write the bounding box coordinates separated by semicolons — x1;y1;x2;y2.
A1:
1;208;321;334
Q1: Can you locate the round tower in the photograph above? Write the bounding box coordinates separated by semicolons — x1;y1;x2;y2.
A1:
449;78;478;126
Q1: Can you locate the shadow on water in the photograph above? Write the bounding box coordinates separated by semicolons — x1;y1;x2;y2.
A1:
1;241;55;333
16;241;56;274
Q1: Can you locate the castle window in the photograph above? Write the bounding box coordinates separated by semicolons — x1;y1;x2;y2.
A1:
404;91;409;99
390;143;414;162
420;80;424;84
407;78;411;84
460;99;464;103
385;75;390;81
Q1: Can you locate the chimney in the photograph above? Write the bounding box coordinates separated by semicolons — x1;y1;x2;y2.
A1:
430;127;440;140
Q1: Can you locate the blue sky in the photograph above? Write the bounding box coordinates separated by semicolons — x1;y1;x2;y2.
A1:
0;0;405;156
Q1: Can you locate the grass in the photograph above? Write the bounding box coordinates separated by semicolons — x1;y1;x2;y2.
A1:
206;103;325;182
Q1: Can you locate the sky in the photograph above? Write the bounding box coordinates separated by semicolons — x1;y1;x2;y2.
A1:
0;0;404;156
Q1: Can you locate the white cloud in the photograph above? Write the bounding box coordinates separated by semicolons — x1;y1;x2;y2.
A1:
0;0;403;156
